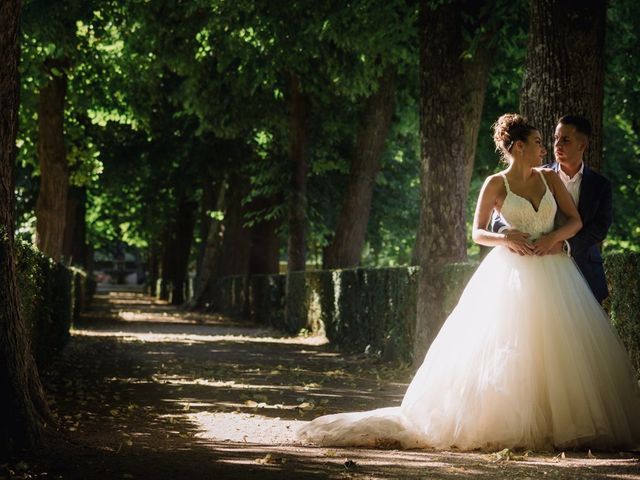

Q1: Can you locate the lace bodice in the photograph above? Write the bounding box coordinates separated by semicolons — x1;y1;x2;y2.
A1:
499;170;556;241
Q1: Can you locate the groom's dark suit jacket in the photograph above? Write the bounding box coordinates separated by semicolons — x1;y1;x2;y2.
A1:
492;163;613;303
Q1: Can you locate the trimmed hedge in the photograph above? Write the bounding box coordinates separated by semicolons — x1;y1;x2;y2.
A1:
217;267;423;363
216;251;640;368
604;252;640;375
15;240;93;367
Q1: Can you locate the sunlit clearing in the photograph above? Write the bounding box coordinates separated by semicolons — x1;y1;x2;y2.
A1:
152;375;311;394
186;411;302;444
116;310;230;325
70;328;329;346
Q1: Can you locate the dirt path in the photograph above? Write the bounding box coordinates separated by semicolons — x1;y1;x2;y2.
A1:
5;288;640;479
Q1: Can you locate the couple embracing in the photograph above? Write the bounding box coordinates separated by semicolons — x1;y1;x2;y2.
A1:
297;114;640;451
493;114;611;305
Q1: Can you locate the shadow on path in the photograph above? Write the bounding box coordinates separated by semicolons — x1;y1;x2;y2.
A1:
9;287;640;479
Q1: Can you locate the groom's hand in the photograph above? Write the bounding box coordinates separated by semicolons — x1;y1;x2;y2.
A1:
533;234;558;255
543;242;564;256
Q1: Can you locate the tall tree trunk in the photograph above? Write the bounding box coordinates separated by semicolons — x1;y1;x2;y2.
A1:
169;194;198;305
147;244;160;297
463;45;493;189
0;0;53;452
249;194;281;275
520;0;606;170
216;174;252;279
195;169;215;289
323;67;396;269
158;224;172;300
191;174;252;310
414;0;467;364
190;178;226;308
287;74;310;272
62;186;87;268
35;60;69;261
463;39;494;261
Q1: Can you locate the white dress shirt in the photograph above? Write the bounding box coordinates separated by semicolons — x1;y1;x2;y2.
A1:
557;162;584;206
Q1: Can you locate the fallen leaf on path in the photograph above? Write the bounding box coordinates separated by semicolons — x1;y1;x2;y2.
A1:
256;454;286;465
297;402;315;411
493;448;527;462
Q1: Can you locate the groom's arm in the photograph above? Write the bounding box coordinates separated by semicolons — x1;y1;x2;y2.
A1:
567;179;613;257
490;209;508;233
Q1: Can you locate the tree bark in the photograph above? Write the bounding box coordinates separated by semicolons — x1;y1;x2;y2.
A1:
323;67;396;269
216;175;252;279
190;178;226;308
158;224;172;300
169;194;198;305
287;74;310;272
0;0;53;452
463;38;494;262
520;0;606;170
147;244;160;297
463;45;493;190
195;169;215;289
62;186;87;268
414;1;468;364
249;194;281;275
35;60;69;261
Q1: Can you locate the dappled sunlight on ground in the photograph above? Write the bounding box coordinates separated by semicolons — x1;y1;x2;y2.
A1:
187;411;301;443
22;287;640;479
71;327;330;346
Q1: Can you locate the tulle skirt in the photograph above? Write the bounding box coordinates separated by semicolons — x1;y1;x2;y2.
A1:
297;247;640;451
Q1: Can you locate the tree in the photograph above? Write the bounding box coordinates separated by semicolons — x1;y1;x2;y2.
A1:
22;2;93;260
520;0;606;170
602;0;640;251
0;0;52;452
287;74;311;272
413;0;468;362
323;67;397;269
34;58;69;261
17;2;129;265
62;186;88;268
191;175;226;308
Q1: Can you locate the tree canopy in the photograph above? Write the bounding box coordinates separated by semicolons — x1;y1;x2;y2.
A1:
13;0;640;274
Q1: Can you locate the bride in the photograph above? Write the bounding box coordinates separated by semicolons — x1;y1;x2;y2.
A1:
297;113;640;451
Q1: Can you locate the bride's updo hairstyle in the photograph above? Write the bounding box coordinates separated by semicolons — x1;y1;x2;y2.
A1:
492;113;537;163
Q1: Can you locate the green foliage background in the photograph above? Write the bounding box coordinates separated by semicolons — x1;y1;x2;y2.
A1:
14;0;640;266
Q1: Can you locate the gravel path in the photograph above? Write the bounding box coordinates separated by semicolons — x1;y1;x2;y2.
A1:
6;288;639;479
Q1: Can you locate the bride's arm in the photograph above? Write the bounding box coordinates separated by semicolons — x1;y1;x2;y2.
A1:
533;170;583;255
472;175;533;254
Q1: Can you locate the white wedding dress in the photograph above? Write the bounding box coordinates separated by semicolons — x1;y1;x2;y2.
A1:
297;171;640;451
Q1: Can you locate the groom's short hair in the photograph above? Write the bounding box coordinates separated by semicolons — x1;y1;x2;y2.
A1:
558;115;592;139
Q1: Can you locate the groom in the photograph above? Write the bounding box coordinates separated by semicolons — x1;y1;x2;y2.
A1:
493;115;613;303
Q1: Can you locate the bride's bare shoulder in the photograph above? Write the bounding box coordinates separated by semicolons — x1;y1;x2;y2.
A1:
480;173;506;195
484;172;506;186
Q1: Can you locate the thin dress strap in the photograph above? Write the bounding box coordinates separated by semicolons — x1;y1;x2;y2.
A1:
537;169;550;190
500;173;511;193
